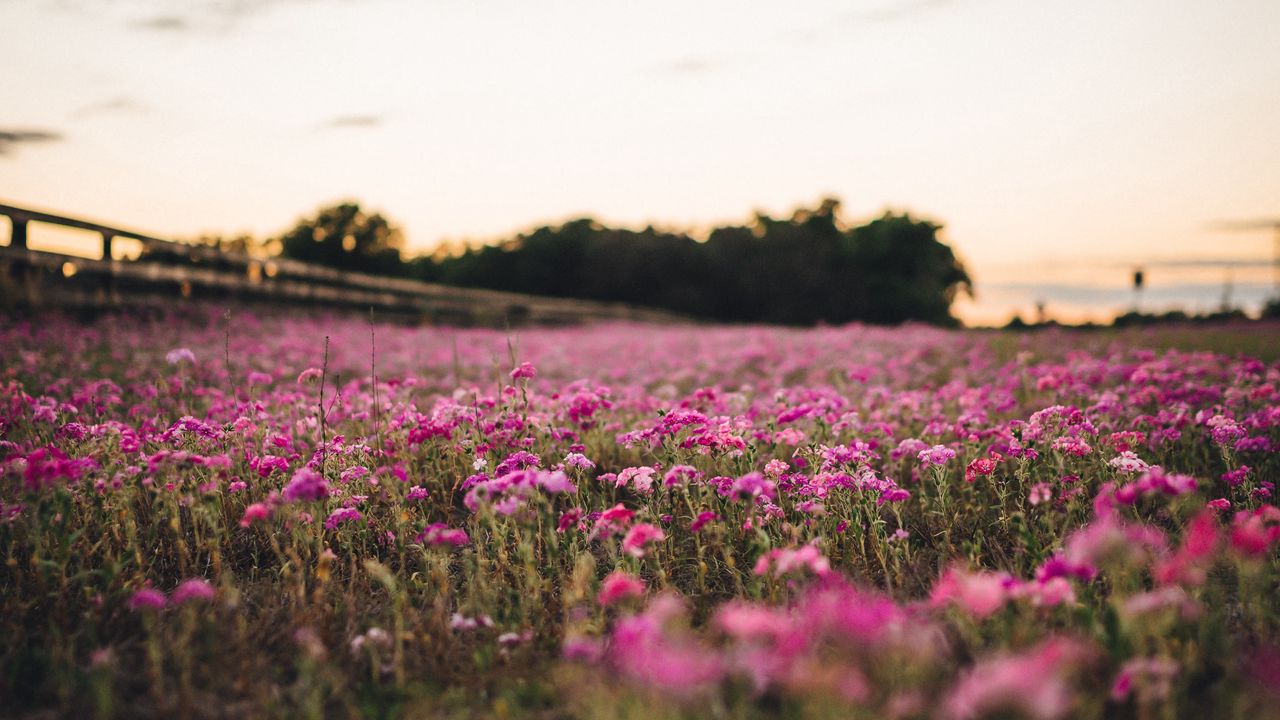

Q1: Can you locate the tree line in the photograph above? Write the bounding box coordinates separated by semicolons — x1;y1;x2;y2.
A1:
192;198;974;326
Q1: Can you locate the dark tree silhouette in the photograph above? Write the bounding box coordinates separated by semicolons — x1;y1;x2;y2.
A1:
427;198;973;326
278;202;406;277
258;197;973;325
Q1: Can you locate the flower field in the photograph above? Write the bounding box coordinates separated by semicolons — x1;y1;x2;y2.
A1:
1;309;1278;719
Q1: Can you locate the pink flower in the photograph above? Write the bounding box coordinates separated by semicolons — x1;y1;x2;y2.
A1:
598;571;646;606
1061;515;1167;573
931;566;1017;618
171;578;215;604
608;595;724;697
324;507;363;530
763;459;790;478
1221;466;1251;487
663;465;701;487
509;362;536;380
592;503;635;538
1025;577;1076;607
918;444;957;467
1154;510;1219;586
129;588;168;611
562;635;604;663
563;452;595;470
689;511;718;533
622;523;665;558
943;638;1091;720
282;468;328;503
416;523;469;547
1111;657;1179;703
965;452;1003;483
713;602;793;641
753;544;831;578
239;502;272;527
729;472;776;502
296;367;323;385
1229;507;1280;558
1029;483;1052;506
616;466;657;494
557;508;583;533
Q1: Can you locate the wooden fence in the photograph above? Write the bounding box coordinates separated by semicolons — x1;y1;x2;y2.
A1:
0;202;682;325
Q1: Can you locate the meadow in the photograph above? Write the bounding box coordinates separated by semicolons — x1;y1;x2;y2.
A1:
1;308;1278;719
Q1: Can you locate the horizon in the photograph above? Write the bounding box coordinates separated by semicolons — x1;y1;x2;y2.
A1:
3;0;1279;325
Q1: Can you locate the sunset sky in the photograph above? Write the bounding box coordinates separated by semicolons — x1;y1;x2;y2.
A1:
3;0;1278;324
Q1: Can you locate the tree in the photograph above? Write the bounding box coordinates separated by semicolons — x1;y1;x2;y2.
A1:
424;198;973;326
278;202;406;277
848;213;973;326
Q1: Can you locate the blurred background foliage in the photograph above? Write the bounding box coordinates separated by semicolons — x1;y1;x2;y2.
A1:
233;197;974;326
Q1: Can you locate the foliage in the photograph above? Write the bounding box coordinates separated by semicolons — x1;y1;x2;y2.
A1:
278;202;407;277
429;199;973;326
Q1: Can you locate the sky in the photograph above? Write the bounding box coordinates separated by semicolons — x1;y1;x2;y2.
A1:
2;0;1278;325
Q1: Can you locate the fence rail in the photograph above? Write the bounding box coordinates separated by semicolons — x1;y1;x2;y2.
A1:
0;202;683;325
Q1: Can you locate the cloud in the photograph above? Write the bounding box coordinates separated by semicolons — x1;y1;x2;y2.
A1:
70;96;146;119
661;57;715;74
841;0;953;24
127;1;339;34
779;1;956;51
318;115;382;129
133;14;190;31
0;129;63;156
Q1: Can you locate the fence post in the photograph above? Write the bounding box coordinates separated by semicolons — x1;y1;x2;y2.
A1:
102;231;114;260
10;216;27;249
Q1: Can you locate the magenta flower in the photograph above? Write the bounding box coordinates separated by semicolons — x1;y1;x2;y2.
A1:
615;466;657;494
1229;507;1280;558
563;452;595;470
728;472;776;502
282;468;328;503
509;362;536;380
416;522;469;547
296;367;323;385
239;502;271;527
753;544;831;578
562;635;604;663
931;566;1017;618
918;444;957;467
689;511;718;533
965;452;1003;482
592;503;635;538
942;638;1091;720
598;571;646;606
1111;657;1179;703
622;523;665;558
608;595;725;697
323;507;363;530
662;465;700;487
557;508;583;533
171;578;215;604
129;588;168;611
